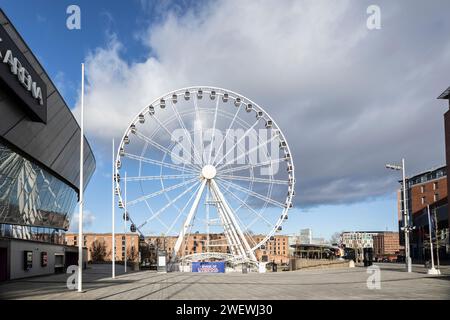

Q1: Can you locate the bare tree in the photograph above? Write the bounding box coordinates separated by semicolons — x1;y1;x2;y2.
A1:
127;245;139;263
330;232;342;245
90;239;109;262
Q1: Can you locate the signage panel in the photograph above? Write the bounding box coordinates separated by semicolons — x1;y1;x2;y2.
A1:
0;23;47;122
41;251;48;267
24;251;33;270
191;261;225;273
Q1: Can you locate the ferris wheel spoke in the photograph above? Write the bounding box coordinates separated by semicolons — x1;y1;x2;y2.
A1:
207;97;220;165
165;180;202;235
231;203;258;248
214;120;260;167
150;113;202;171
134;131;199;171
170;100;204;166
124;174;196;182
127;177;198;207
216;177;285;208
124;153;198;174
193;95;205;166
216;180;273;228
219;158;285;175
138;179;202;229
211;102;242;165
216;132;279;172
218;175;287;185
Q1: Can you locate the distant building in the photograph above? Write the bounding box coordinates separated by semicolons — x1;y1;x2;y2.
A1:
253;234;290;265
143;233;290;265
65;233;140;263
340;231;401;262
299;228;312;244
372;232;401;261
340;231;378;250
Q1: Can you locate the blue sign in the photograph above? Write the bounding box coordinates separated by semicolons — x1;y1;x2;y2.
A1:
191;261;225;273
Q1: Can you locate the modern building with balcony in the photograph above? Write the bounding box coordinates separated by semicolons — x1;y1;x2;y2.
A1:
397;165;449;261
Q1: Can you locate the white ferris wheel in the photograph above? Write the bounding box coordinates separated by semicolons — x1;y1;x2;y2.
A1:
114;86;295;266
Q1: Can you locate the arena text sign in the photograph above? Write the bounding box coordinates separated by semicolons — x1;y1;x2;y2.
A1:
0;22;47;122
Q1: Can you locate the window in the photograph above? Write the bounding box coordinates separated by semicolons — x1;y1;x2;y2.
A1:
433;182;438;190
421;185;425;193
421;197;426;205
434;194;439;202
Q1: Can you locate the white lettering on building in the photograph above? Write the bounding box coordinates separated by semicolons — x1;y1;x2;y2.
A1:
1;48;44;105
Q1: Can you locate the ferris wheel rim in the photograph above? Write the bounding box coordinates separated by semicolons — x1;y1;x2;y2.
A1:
114;86;296;256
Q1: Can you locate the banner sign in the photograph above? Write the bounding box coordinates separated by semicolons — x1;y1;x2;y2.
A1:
0;23;47;122
191;261;225;273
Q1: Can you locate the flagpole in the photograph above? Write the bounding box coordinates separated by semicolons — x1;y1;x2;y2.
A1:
77;63;85;293
433;208;440;271
427;204;440;275
112;138;116;279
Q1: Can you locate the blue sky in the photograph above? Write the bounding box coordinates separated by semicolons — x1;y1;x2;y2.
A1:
1;1;447;240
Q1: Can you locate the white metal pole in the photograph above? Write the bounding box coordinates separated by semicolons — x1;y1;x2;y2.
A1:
124;171;127;273
434;208;440;270
427;205;436;270
112;139;116;279
77;63;85;293
402;158;411;273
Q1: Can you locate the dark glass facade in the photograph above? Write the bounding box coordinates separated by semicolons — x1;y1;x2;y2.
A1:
0;142;77;231
0;223;65;244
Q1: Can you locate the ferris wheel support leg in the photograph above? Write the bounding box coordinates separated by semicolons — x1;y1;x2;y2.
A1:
209;181;244;258
210;179;257;262
173;179;207;259
217;202;241;257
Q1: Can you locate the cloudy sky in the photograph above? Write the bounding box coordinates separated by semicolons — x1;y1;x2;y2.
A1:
1;0;449;239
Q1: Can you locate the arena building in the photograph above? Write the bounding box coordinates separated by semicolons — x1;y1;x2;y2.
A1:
0;9;95;281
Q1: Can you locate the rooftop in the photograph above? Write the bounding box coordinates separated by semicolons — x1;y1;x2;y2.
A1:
437;86;450;99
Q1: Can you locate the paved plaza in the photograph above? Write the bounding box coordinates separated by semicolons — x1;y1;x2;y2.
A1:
0;263;449;300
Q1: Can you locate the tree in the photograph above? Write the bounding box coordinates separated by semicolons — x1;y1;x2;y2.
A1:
90;239;108;262
330;232;342;245
127;245;139;263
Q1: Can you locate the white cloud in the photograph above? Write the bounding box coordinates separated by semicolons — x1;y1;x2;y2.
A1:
70;210;96;232
73;0;450;207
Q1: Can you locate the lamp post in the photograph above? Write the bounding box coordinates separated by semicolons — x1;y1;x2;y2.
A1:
78;63;85;292
112;138;116;279
124;171;127;273
385;158;412;272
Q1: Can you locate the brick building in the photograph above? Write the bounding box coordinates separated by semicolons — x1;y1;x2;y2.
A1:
372;232;401;261
341;231;401;262
65;233;140;263
397;165;449;261
145;233;290;265
253;235;290;265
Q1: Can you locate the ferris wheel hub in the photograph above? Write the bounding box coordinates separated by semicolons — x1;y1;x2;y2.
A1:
201;164;217;180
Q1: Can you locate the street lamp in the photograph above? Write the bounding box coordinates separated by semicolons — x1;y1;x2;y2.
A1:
385;158;412;273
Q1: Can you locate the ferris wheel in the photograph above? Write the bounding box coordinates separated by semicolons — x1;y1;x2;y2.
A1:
114;86;295;264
